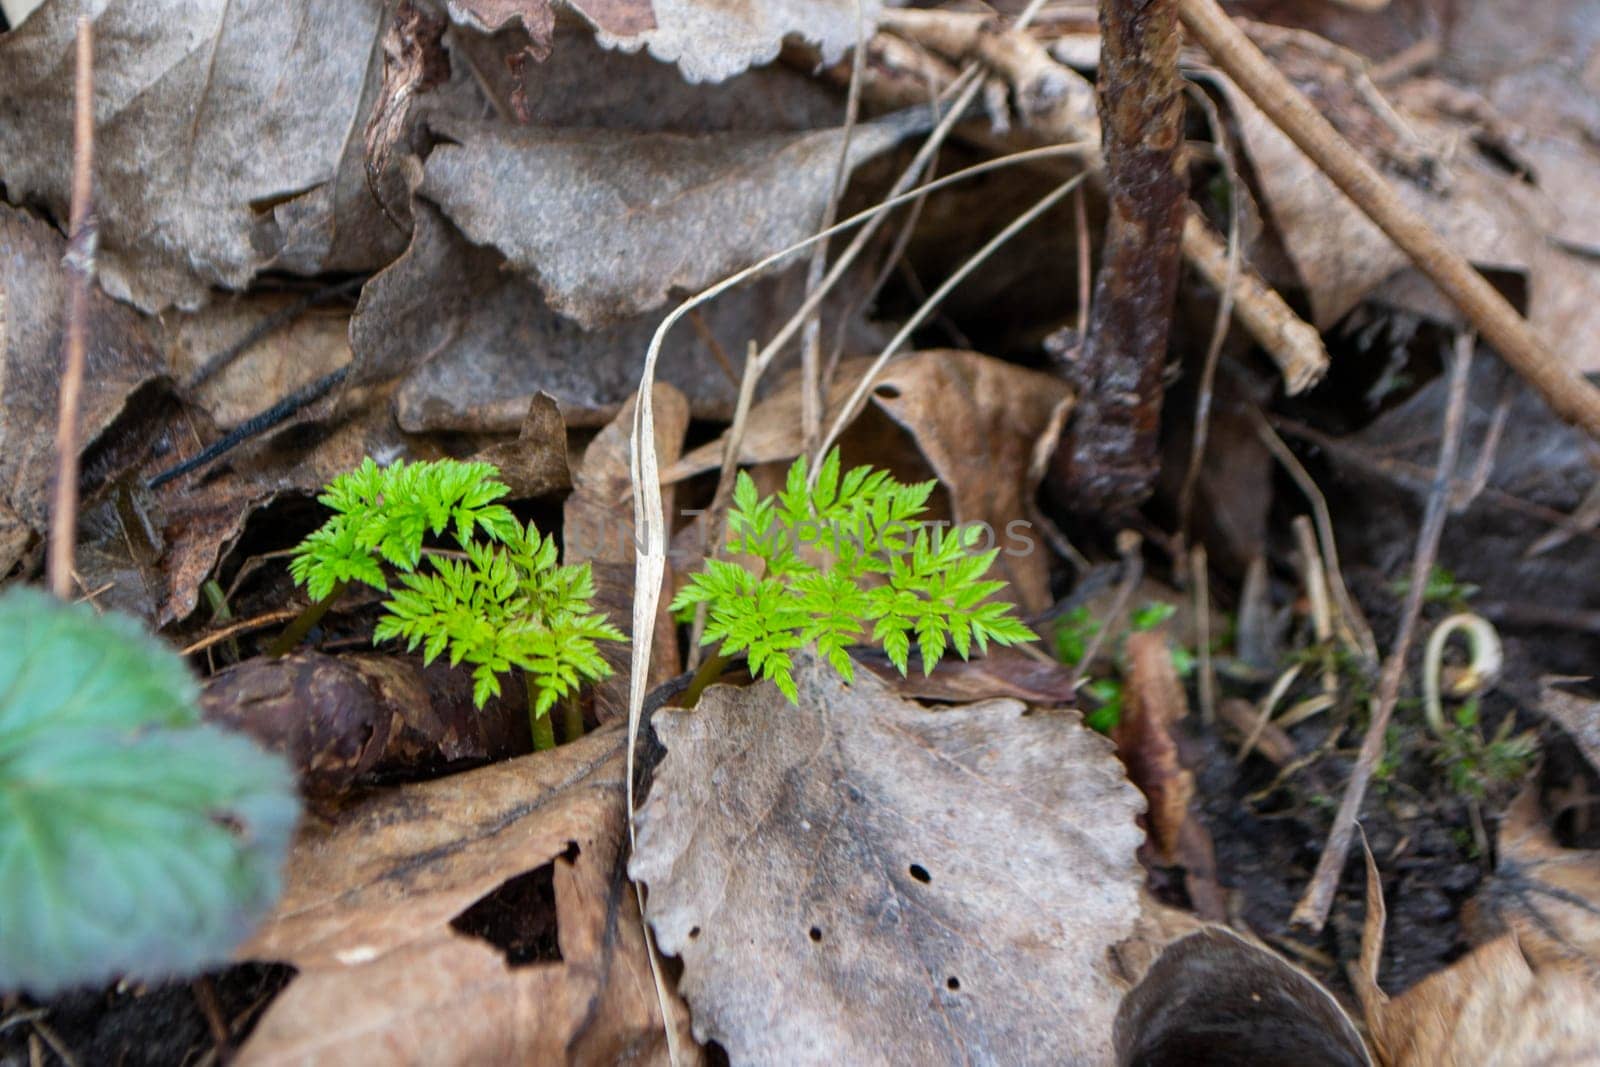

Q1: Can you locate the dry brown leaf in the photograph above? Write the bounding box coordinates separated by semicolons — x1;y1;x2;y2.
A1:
868;351;1073;614
1362;935;1600;1067
349;202;800;430
1114;927;1371;1067
159;292;354;430
1114;630;1195;863
629;655;1145;1064
0;204;167;577
421;110;923;328
0;0;401;311
1536;678;1600;776
200;652;527;798
858;645;1076;705
1357;807;1600;1067
1467;786;1600;977
235;723;696;1065
587;0;881;84
471;392;572;498
565;385;689;722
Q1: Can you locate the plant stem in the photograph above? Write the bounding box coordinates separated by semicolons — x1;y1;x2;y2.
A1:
561;693;585;744
267;582;345;657
527;672;555;751
682;651;731;708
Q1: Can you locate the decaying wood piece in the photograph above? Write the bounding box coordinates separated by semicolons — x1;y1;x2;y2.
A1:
1051;0;1187;516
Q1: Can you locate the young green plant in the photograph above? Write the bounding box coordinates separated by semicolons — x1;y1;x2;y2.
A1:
672;448;1036;703
286;457;625;749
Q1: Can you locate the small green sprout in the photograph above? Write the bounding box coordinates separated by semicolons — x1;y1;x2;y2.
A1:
1053;599;1195;733
671;448;1035;703
287;458;625;748
1389;565;1479;612
0;588;298;995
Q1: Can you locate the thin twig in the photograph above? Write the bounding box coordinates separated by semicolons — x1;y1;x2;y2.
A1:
1177;82;1242;549
1190;544;1216;725
1292;332;1475;931
147;365;349;489
1252;409;1378;663
1178;0;1600;442
48;18;95;601
184;277;364;391
180;608;302;656
799;0;867;458
815;169;1090;464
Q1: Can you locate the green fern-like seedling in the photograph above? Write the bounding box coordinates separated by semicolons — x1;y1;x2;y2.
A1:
672;448;1036;702
288;458;625;743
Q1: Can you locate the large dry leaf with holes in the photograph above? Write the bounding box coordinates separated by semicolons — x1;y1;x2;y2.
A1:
0;0;400;312
421;109;924;328
1114;928;1371;1067
235;723;696;1065
629;655;1145;1064
0;204;167;578
565;385;689;722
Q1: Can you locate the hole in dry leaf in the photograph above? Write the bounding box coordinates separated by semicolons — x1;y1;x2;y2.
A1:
449;849;576;966
873;383;903;400
809;926;823;943
689;926;701;940
909;864;931;883
946;976;961;991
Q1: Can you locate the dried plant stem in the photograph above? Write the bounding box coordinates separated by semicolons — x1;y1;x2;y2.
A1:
800;0;867;457
48;18;95;601
1291;333;1474;932
816;169;1090;462
1066;530;1143;691
1178;0;1600;442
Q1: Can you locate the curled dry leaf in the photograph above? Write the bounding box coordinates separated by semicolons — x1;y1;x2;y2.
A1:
1114;928;1371;1067
857;645;1076;705
420;109;925;328
629;655;1145;1064
1114;630;1195;863
1536;678;1600;776
200;651;527;798
350;202;801;430
470;391;573;499
235;723;696;1065
588;0;880;84
0;204;167;576
564;385;689;721
0;0;400;311
1466;786;1600;977
1358;811;1600;1067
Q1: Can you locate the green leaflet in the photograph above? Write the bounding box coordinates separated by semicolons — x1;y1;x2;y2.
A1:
0;588;299;996
293;457;626;715
672;448;1036;702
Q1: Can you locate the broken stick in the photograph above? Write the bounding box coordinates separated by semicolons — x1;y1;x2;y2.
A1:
1178;0;1600;442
